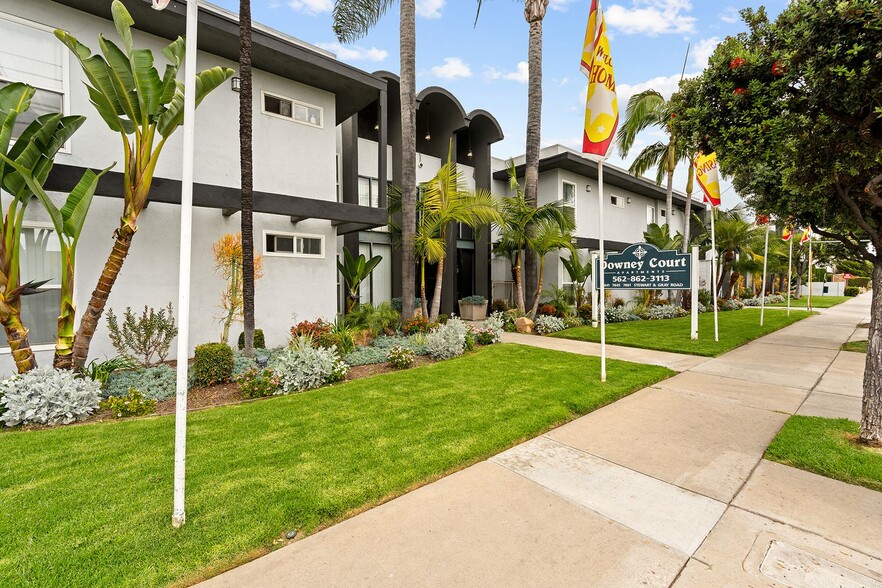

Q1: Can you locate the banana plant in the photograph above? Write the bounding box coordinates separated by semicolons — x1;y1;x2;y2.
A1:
338;246;382;313
55;0;234;368
0;84;86;372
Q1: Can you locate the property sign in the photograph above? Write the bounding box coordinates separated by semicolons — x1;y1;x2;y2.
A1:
594;243;692;290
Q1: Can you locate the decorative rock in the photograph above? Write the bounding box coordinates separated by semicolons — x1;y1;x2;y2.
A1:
515;317;534;334
286;530;298;540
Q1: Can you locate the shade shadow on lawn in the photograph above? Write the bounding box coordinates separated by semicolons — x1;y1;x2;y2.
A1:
0;344;672;588
551;309;812;357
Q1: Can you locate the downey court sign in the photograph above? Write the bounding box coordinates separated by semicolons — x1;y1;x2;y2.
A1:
595;243;692;290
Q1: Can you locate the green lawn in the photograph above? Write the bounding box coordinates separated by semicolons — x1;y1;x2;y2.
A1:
766;416;882;493
768;295;850;308
0;344;672;588
551;309;812;357
842;340;868;353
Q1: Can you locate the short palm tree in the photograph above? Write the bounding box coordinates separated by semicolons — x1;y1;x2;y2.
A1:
528;219;574;319
561;251;591;308
707;210;761;298
643;223;683;251
334;0;418;321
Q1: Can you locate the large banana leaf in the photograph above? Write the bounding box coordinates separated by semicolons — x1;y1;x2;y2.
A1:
156;67;234;137
0;83;34;156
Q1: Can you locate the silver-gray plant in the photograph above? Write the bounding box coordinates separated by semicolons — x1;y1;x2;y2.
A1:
426;316;468;360
270;345;348;393
0;367;101;426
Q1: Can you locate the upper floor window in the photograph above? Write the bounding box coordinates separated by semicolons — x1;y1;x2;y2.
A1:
0;12;68;140
610;194;625;208
264;231;324;258
660;208;668;220
262;91;322;128
561;181;576;223
646;205;657;226
358;176;380;208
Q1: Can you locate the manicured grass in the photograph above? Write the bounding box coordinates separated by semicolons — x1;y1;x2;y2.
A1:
766;416;882;493
0;344;672;588
551;310;812;357
768;295;850;308
842;340;868;353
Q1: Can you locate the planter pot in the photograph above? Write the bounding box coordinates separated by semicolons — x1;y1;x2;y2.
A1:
458;301;488;321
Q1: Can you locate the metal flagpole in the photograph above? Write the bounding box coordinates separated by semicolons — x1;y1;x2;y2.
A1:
710;207;719;342
759;221;770;326
598;161;606;382
808;237;813;312
786;233;793;317
172;0;199;529
590;252;598;328
691;245;699;340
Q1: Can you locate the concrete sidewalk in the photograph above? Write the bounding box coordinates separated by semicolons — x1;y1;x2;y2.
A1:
200;295;880;588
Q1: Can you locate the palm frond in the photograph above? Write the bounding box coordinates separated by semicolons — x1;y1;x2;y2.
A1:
616;89;665;157
628;141;668;182
332;0;396;43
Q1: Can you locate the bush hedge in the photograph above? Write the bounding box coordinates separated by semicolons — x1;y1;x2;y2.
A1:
845;286;860;297
193;343;234;387
237;329;265;350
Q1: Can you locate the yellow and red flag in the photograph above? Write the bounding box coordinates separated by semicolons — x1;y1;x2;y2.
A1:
800;227;811;244
781;226;792;241
580;0;618;159
695;152;722;207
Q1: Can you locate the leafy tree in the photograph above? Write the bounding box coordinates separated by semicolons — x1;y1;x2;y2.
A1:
56;0;234;368
239;0;256;357
334;0;418;322
337;246;381;313
683;2;882;444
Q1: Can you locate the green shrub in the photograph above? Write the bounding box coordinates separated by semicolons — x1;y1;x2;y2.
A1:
234;367;280;398
193;343;234;387
232;352;257;377
104;365;180;401
81;356;138;385
387;345;415;369
698;289;712;306
464;330;476;351
577;304;592;323
849;277;870;289
437;313;449;324
270;346;348;393
402;315;431;335
475;331;496;345
100;389;156;418
237;329;265;350
106;303;178;367
345;302;400;336
460;295;486;304
0;367;102;427
844;286;860;297
343;346;388;366
391;297;421;312
491;299;509;313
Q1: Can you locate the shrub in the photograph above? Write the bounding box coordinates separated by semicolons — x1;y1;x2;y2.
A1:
698;289;712;306
402;315;431;335
612;297;626;308
724;298;744;311
233;352;257;377
849;276;870;289
577;304;593;323
391;297;421;313
234;367;280;398
464;330;476;351
437;314;449;324
372;335;429;356
491;299;509;313
237;329;265;350
345;303;400;337
475;331;496;345
316;318;355;354
81;356;138;386
472;311;504;345
697;302;708;313
605;307;641;323
104;365;178;401
106;303;178;366
646;304;688;320
193;343;234;387
769;294;785;304
535;315;566;334
460;295;486;304
387;345;415;369
343;346;388;366
290;319;331;340
0;367;101;427
845;286;860;297
100;389;156;418
563;316;583;329
426;317;468;360
270;345;348;393
537;304;558;317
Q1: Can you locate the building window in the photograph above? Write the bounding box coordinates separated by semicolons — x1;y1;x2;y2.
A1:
659;208;668;220
358;242;392;305
262;91;322;128
610;194;625;208
264;231;324;258
646;205;657;226
561;181;576;223
0;12;69;142
358;176;380;208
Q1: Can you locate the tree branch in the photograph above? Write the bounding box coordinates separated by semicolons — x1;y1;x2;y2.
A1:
812;226;876;263
833;177;882;251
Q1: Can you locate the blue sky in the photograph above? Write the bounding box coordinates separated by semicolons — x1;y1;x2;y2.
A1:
209;0;786;204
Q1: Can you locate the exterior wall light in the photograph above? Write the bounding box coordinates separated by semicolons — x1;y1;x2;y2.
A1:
626;197;632;204
585;184;592;193
231;77;241;92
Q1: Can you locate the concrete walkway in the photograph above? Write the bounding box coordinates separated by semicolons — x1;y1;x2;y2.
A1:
200;295;880;588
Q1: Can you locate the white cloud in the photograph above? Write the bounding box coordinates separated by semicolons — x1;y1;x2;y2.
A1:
287;0;332;15
549;0;579;11
416;0;445;19
720;6;740;24
431;57;472;80
581;71;698;111
485;61;529;84
605;0;696;36
316;42;389;62
690;37;719;69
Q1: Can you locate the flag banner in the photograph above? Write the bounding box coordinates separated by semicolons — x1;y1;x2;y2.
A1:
695;151;722;207
800;227;811;244
581;0;618;159
781;226;792;241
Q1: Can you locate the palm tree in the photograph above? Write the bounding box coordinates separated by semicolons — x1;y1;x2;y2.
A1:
707;210;761;298
239;0;256;357
57;1;233;368
528;219;574;319
617;89;678;225
334;0;417;321
476;0;550;312
498;160;572;314
561;251;591;308
643;222;683;251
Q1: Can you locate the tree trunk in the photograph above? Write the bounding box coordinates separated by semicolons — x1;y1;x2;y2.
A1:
664;169;673;227
399;0;417;321
240;0;256;358
4;313;37;373
420;259;428;318
529;256;545;320
72;227;135;369
53;254;76;370
514;249;526;313
429;257;444;321
860;262;882;446
522;1;548;313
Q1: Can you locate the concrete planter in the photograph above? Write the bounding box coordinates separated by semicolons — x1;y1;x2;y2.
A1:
458;301;488;321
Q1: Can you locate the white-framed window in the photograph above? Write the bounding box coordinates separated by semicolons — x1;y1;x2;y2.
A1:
1;225;61;352
561;180;576;223
646;205;657;226
0;12;70;147
261;91;323;128
264;230;325;258
358;175;380;208
659;208;668;220
358;241;392;305
610;194;625;208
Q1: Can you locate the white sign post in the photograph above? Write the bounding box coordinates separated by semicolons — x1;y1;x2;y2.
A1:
590;252;599;328
759;221;771;326
786;234;793;316
710;208;719;342
691;246;699;340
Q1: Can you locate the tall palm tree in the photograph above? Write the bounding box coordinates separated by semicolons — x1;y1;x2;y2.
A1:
334;0;417;321
528;219;574;319
617;89;677;225
476;0;550;313
706;210;760;298
239;0;256;357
